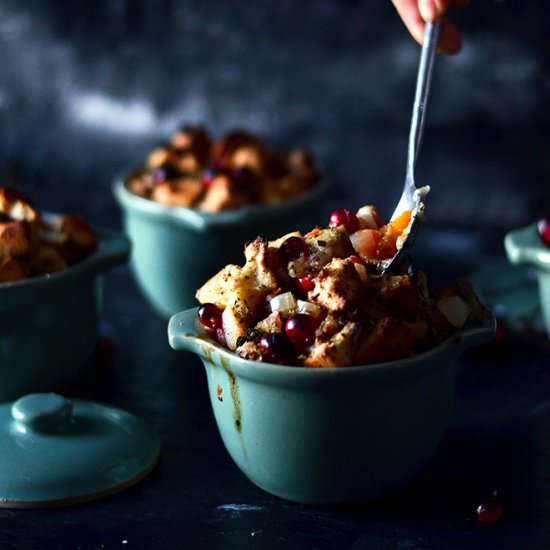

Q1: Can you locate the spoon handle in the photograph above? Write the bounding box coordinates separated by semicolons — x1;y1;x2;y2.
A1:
406;19;443;181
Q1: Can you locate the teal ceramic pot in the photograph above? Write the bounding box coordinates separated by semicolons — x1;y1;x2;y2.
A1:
505;223;550;337
0;227;129;402
168;308;495;504
113;178;329;318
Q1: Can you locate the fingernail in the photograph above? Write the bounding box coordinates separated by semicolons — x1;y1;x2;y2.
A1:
419;0;436;22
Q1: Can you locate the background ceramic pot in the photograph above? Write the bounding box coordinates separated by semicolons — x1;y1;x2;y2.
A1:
505;223;550;338
114;178;329;318
0;227;129;402
168;307;495;504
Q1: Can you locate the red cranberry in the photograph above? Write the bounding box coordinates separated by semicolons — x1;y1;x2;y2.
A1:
329;208;359;233
259;333;292;363
278;236;309;263
495;320;508;343
476;500;503;524
296;275;315;294
285;314;318;350
537;217;550;247
198;303;223;330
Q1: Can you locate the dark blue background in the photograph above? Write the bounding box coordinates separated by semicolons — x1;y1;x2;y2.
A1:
0;0;547;232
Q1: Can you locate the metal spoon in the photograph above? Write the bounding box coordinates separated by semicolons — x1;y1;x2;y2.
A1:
380;19;443;274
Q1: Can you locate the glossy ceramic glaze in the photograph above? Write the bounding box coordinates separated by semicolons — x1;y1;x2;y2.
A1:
0;228;129;402
0;393;160;507
168;307;495;504
113;178;329;318
505;223;550;337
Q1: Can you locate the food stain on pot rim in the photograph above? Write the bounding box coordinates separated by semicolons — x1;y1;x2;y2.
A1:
219;356;243;435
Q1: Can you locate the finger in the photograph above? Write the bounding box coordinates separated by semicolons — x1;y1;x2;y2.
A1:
391;0;426;45
437;19;462;54
391;0;463;54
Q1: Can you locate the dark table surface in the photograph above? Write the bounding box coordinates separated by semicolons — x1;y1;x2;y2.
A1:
1;224;549;550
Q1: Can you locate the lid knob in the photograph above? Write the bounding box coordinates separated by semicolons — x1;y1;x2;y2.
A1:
11;393;74;432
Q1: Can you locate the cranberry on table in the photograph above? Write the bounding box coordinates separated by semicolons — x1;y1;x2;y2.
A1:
285;313;318;350
198;303;223;330
278;236;309;262
476;500;503;524
329;208;359;233
259;333;293;363
537;217;550;247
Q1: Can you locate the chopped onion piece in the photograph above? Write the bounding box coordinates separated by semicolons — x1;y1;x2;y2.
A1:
270;292;297;314
296;299;322;317
356;205;381;230
437;296;470;328
350;229;381;259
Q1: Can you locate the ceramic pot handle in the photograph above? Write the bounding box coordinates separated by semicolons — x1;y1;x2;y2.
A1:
505;224;550;272
168;308;201;352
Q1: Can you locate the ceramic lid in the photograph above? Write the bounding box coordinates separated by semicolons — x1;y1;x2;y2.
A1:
0;393;160;508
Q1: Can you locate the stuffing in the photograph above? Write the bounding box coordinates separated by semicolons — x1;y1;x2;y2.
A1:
195;203;485;367
0;187;97;283
125;126;320;211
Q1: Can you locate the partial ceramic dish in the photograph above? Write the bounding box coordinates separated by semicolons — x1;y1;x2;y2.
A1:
469;258;544;333
114;177;329;318
168;307;495;504
504;223;550;337
0;225;130;402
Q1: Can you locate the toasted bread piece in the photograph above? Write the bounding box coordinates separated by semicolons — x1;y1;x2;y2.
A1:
0;220;33;258
152;177;204;207
199;174;249;212
195;264;243;308
30;244;68;275
377;275;426;318
0;256;28;283
287;226;354;278
255;311;284;334
196;236;279;350
356;317;428;365
304;321;362;367
311;257;364;313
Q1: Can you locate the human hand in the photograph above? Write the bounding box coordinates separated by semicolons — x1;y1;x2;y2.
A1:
391;0;470;54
